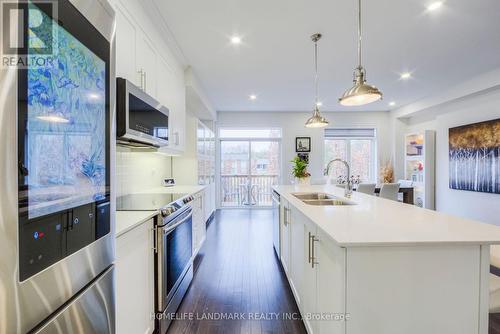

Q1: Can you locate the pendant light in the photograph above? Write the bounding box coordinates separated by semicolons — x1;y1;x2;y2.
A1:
339;0;382;106
305;33;329;128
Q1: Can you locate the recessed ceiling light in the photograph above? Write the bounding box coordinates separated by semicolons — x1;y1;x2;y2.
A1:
427;1;443;11
400;72;412;80
249;94;257;101
230;36;242;45
316;101;323;107
389;101;396;107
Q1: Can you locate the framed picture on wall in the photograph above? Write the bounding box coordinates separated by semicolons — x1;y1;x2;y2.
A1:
296;137;311;152
449;118;500;194
297;153;309;164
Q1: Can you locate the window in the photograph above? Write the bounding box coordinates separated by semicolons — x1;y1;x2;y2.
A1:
219;128;281;207
324;128;376;183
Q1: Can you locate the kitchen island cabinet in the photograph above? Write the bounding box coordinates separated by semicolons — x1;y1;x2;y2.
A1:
274;184;500;334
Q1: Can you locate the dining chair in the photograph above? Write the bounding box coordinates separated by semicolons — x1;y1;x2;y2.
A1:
357;183;376;195
379;183;400;201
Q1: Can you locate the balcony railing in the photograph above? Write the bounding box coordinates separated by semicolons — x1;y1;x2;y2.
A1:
221;174;279;207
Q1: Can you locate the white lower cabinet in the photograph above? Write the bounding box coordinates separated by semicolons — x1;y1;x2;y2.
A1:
192;191;206;256
116;220;155;334
302;218;318;334
289;206;306;306
282;205;346;334
203;184;215;223
281;201;485;334
315;228;346;334
280;198;291;274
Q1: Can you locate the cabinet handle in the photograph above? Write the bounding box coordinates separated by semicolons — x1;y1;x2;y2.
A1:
143;71;147;91
283;207;288;226
151;227;157;253
174;131;179;145
311;235;319;268
283;207;287;226
308;232;312;263
138;69;144;90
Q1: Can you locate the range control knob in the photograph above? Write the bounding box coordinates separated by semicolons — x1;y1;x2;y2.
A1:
161;207;174;217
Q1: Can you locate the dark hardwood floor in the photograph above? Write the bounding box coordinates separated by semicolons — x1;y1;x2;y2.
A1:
167;209;306;334
491;314;500;334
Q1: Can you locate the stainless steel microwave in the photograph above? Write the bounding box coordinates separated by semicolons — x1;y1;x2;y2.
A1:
116;77;169;147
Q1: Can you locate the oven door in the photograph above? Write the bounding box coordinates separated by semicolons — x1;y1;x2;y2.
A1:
157;206;193;312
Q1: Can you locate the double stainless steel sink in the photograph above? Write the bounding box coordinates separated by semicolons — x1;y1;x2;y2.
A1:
292;192;356;206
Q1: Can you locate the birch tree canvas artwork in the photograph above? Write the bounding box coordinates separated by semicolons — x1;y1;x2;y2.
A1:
449;118;500;194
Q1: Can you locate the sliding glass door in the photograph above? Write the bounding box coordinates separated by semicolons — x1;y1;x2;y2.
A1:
219;129;281;207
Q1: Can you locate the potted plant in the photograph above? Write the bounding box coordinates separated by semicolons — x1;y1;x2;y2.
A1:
291;156;311;185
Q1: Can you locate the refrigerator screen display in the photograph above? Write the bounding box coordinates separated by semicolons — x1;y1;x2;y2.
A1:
25;3;106;219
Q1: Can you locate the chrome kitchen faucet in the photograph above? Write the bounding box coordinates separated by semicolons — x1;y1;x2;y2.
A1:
325;159;353;198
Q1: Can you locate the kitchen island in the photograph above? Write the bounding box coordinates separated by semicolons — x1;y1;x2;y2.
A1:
273;184;500;334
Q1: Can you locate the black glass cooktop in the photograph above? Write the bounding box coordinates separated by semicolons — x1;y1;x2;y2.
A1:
116;193;187;211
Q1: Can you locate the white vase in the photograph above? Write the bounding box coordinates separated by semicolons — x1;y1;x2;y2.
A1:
295;176;311;186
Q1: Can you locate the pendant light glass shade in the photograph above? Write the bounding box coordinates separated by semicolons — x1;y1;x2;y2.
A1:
339;0;382;106
305;106;329;128
305;33;329;128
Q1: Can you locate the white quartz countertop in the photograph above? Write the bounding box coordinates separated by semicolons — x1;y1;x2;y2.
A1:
273;184;500;247
115;184;207;237
116;210;157;237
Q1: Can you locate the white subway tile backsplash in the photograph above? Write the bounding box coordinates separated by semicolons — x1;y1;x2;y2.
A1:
116;151;172;197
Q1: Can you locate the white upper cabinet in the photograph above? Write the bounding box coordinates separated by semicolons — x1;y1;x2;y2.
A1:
114;3;137;85
136;34;157;97
156;56;185;152
112;0;186;153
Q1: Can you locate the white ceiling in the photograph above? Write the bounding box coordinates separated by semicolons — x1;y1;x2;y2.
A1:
154;0;500;112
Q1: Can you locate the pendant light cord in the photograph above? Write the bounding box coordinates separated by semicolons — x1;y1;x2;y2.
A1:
314;40;319;105
357;0;362;69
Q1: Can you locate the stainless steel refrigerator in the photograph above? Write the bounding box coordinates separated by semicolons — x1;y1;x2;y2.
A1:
0;0;116;332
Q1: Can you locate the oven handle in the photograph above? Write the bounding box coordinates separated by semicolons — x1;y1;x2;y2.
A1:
162;209;193;234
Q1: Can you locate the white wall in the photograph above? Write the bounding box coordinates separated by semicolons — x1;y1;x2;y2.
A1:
393;88;500;226
217;111;392;184
116;149;172;197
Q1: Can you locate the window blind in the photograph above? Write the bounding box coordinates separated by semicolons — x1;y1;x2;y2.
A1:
324;128;376;138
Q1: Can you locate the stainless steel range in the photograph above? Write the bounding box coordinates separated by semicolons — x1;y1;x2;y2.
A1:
117;193;194;333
